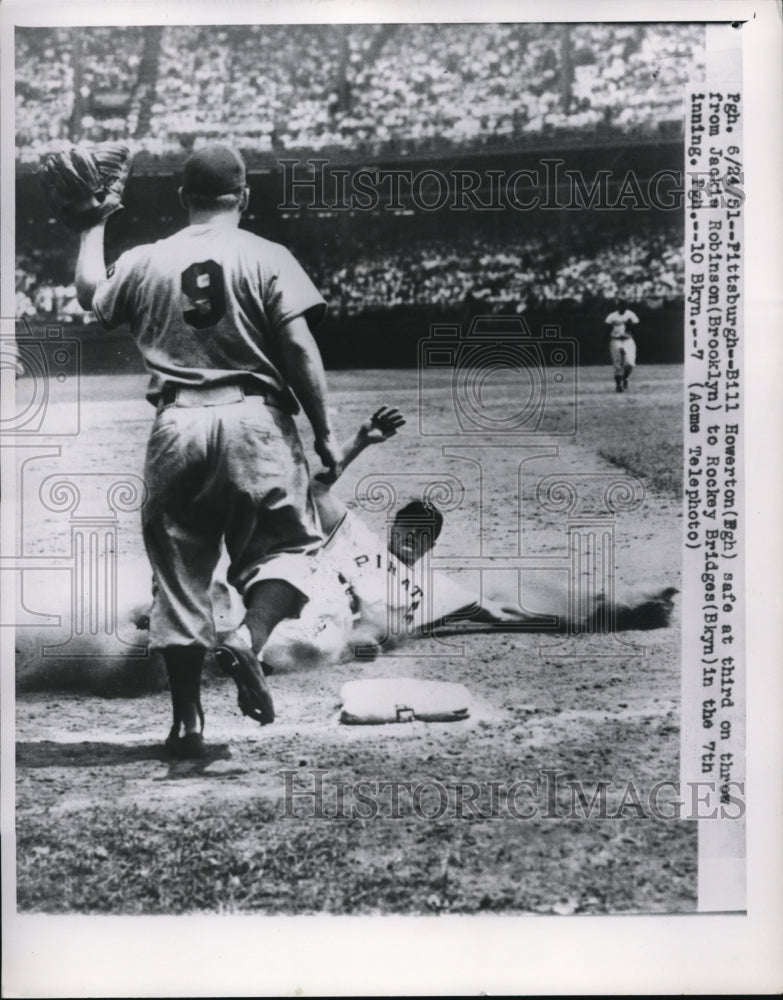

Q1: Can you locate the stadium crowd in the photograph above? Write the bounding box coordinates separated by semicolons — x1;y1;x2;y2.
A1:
313;230;683;315
16;23;704;161
16;229;683;324
16;28;146;159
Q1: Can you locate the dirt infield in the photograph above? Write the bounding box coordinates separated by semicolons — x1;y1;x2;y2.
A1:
14;364;693;914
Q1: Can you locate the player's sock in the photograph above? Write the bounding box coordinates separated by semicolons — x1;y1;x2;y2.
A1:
163;646;206;740
615;375;624;392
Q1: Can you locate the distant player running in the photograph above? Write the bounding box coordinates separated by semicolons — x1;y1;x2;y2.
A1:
604;298;640;393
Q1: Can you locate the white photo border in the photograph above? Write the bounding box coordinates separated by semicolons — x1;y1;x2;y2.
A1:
2;1;781;996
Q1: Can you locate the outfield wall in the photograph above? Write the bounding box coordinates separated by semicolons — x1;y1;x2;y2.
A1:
16;305;683;375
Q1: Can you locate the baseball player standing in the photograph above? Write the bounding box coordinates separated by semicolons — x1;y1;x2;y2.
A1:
604;298;640;392
73;143;341;758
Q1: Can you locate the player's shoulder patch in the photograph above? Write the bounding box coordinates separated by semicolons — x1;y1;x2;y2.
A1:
106;263;116;279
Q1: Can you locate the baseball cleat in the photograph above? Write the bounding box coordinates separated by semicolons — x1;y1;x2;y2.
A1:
213;634;275;725
164;727;206;760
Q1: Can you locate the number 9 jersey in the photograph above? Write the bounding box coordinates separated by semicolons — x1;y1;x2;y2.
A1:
91;222;326;409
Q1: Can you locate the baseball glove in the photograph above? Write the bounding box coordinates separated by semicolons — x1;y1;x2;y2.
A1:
39;142;134;231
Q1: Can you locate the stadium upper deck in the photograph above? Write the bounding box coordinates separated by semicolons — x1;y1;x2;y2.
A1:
16;23;705;165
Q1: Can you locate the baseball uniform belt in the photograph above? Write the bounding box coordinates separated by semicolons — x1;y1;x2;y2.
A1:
611;335;631;340
158;383;270;408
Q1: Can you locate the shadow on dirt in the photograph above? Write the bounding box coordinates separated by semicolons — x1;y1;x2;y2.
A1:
16;740;232;769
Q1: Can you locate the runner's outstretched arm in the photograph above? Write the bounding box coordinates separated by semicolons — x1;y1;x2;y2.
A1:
311;407;405;535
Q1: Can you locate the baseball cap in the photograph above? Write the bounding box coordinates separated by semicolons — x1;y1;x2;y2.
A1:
182;144;247;196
